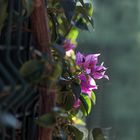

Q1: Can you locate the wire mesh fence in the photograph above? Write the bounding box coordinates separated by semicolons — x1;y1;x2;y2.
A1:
0;0;39;139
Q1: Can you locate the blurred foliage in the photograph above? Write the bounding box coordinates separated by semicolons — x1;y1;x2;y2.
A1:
0;0;7;33
19;0;97;139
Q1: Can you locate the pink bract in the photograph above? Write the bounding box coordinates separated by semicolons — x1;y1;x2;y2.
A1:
76;52;108;80
63;39;76;51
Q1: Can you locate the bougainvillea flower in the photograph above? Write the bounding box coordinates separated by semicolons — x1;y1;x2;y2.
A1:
75;52;85;67
92;63;109;80
76;52;100;68
84;53;100;68
63;39;76;51
78;74;97;97
76;52;108;80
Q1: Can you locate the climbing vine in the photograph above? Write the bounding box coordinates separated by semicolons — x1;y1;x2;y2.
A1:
0;0;108;139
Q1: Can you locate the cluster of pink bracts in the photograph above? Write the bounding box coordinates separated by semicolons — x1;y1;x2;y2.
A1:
63;39;109;108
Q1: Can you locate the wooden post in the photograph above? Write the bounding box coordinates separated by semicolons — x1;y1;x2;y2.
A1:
31;0;54;140
31;0;50;53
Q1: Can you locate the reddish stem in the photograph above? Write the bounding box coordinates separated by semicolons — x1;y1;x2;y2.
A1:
31;0;50;53
31;0;54;140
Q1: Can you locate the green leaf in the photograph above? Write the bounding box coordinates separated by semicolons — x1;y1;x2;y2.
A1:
57;16;69;36
71;116;86;126
75;18;89;31
80;94;92;116
85;2;94;17
63;91;75;111
51;0;59;6
78;0;93;11
58;77;70;86
19;59;44;84
78;0;94;17
91;91;96;104
52;44;65;57
49;13;58;42
76;6;94;28
66;27;79;42
78;0;85;8
67;125;84;140
48;61;62;89
60;0;76;22
61;17;70;30
35;113;56;128
92;128;105;140
50;61;62;81
0;0;8;33
89;17;94;28
72;82;81;99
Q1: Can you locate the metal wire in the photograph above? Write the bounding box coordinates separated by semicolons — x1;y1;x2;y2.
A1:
0;0;39;139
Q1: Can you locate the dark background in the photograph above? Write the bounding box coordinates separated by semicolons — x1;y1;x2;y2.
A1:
78;0;140;139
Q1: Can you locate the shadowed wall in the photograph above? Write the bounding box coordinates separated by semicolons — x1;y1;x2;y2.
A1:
78;0;140;139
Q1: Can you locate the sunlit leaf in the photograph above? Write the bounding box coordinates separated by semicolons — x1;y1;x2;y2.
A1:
57;16;69;37
78;0;94;17
91;91;96;104
66;27;79;42
78;0;85;8
85;2;94;17
80;94;92;116
76;6;94;28
75;18;89;30
72;116;86;126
